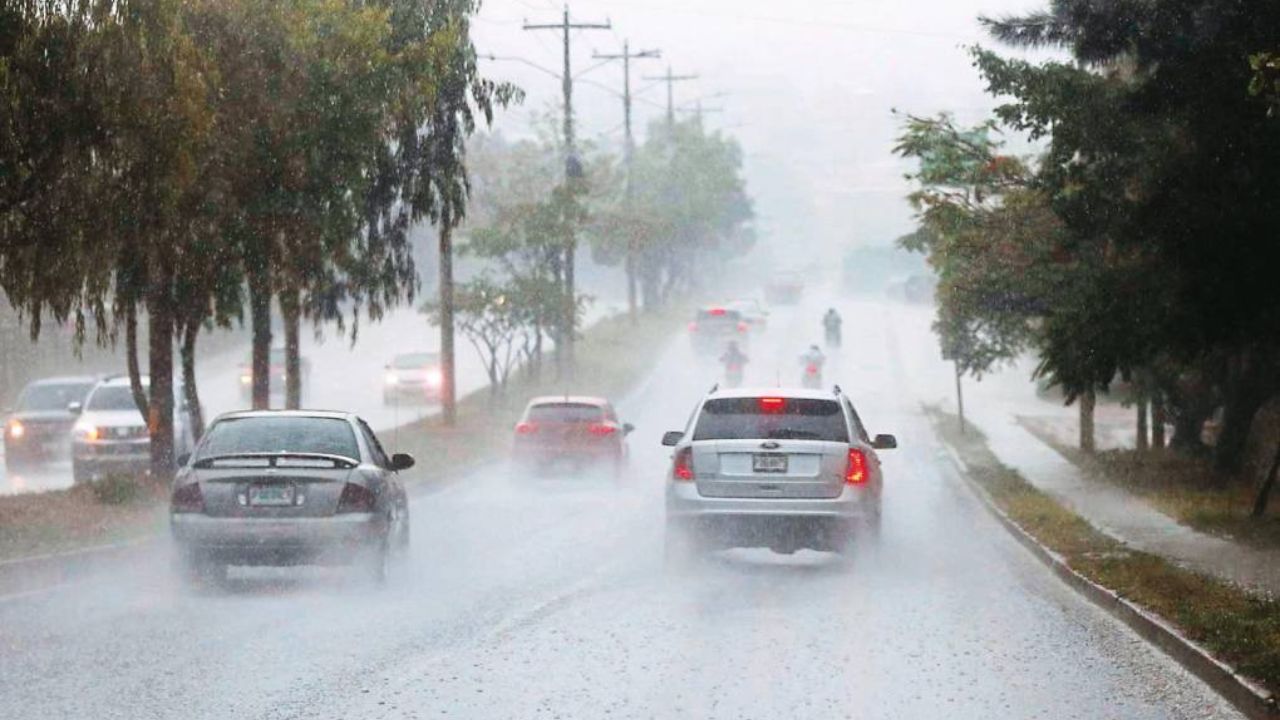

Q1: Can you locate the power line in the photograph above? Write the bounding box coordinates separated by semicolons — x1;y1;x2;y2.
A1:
641;66;698;126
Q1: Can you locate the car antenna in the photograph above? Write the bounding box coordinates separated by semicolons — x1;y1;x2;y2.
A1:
708;382;719;394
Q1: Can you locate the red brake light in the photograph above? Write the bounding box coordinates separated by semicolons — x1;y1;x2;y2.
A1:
708;308;726;316
759;397;786;413
515;422;538;435
688;322;698;332
673;447;694;481
738;322;749;332
846;448;869;484
171;482;204;513
587;423;617;436
337;482;377;513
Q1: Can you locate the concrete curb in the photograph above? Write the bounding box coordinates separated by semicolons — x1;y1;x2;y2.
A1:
940;441;1278;720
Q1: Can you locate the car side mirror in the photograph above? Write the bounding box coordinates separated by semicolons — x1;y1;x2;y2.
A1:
67;401;83;415
661;431;683;447
872;434;897;450
623;423;636;435
176;452;192;467
391;453;415;471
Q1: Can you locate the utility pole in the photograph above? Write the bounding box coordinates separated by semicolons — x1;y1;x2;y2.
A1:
593;41;660;324
525;6;610;375
643;65;698;126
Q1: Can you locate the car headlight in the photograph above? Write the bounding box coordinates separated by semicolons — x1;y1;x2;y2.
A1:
385;372;399;386
426;369;443;387
73;422;100;441
239;373;251;385
6;420;24;439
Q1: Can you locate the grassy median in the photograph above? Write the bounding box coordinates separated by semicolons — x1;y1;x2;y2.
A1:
930;408;1280;696
0;307;684;562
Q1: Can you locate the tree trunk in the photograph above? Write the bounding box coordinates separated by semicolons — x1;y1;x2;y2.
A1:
1151;393;1167;449
438;217;457;426
180;321;204;441
124;301;150;418
280;288;302;410
247;264;272;410
1214;351;1272;474
146;274;176;482
954;362;966;436
1079;389;1096;454
1136;398;1149;451
1251;441;1280;518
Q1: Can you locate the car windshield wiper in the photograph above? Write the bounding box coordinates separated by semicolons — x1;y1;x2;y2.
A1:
192;452;358;469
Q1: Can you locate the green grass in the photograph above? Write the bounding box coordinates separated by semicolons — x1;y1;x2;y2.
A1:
0;308;685;562
1017;417;1280;550
932;408;1280;694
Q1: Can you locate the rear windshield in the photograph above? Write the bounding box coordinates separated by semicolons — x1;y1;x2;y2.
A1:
19;382;94;412
87;385;145;411
526;403;604;423
692;397;849;442
393;353;439;369
197;417;359;460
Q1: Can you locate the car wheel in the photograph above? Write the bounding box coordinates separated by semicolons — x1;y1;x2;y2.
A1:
71;461;92;485
364;537;391;587
663;524;698;573
177;552;228;588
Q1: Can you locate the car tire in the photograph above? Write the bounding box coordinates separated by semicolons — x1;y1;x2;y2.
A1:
177;552;228;588
71;461;92;485
364;537;391;587
663;525;698;573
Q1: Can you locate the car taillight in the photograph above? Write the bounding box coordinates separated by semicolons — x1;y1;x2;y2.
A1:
515;422;538;435
688;322;698;332
337;482;377;513
673;447;694;481
708;308;726;316
759;397;786;413
846;448;868;485
737;322;748;332
587;423;617;436
171;482;204;513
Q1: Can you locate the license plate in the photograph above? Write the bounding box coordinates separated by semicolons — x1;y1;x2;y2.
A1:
753;454;788;473
248;484;295;507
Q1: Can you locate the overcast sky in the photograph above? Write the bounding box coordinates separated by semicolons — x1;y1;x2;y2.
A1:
472;0;1046;264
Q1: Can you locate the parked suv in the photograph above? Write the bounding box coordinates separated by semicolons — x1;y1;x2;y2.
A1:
71;375;196;484
3;376;97;472
661;386;895;563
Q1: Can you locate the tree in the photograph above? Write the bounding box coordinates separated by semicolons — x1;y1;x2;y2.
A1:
424;274;527;400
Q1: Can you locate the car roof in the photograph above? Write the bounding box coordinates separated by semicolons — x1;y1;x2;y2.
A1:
28;375;97;387
211;409;358;422
706;386;841;401
527;395;610;407
97;375;148;387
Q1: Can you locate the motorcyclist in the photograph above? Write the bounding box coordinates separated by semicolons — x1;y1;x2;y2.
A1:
823;308;842;347
721;341;748;386
800;344;825;388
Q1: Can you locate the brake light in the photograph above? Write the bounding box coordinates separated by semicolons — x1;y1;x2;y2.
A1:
336;482;377;513
759;397;786;413
587;423;617;436
515;422;538;435
737;322;748;332
673;447;694;481
846;448;868;484
171;482;204;513
708;308;726;316
688;322;698;332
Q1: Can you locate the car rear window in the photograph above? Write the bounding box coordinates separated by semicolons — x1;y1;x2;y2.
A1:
692;397;849;442
526;403;604;423
197;417;359;460
696;309;742;323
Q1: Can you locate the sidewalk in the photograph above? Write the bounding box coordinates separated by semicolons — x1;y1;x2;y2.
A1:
969;407;1280;597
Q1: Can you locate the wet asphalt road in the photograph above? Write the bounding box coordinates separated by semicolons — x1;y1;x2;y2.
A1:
0;296;1242;719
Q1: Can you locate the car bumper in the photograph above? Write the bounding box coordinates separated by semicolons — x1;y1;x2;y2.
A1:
72;442;150;475
665;482;875;548
384;384;442;402
171;513;385;565
513;445;621;465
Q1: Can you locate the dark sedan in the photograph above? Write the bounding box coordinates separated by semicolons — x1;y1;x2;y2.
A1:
3;376;97;472
170;410;413;586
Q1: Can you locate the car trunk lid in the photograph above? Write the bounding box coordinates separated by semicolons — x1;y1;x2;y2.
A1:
694;439;846;499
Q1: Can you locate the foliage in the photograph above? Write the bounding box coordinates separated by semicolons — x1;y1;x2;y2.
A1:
424;274;527;396
91;473;143;505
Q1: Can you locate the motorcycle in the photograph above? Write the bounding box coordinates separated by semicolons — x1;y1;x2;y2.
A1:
802;362;822;389
825;325;841;349
724;362;744;388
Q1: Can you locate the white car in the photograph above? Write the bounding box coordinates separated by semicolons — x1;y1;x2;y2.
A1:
71;375;196;484
662;386;895;563
725;299;769;331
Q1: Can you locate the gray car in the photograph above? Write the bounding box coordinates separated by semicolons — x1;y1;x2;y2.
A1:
662;386;896;563
170;410;413;585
